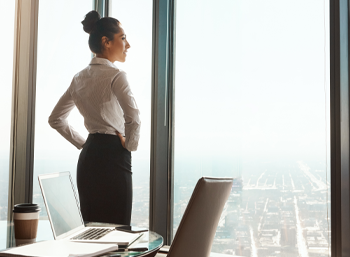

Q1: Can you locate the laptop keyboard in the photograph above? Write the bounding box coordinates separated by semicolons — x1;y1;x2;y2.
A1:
70;228;114;240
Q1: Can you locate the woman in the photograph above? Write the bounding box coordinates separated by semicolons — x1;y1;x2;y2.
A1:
48;10;140;225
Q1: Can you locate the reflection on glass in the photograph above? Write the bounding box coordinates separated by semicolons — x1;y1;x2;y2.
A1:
34;0;92;240
110;0;152;228
173;0;330;256
0;0;15;250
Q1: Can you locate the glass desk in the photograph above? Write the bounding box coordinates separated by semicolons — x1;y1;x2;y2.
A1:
1;222;163;257
87;223;163;257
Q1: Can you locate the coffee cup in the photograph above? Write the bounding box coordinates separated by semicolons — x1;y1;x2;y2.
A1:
13;203;40;246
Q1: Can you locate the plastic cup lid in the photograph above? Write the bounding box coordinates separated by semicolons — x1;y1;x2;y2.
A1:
13;203;41;213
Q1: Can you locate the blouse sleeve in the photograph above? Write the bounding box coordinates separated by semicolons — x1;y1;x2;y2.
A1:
111;71;141;151
48;88;86;149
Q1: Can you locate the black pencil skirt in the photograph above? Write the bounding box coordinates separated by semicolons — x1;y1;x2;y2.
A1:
77;133;132;225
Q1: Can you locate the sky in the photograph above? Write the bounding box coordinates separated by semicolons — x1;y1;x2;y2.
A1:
174;0;330;167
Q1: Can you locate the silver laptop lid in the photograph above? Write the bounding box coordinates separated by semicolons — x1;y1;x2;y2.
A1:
38;172;85;239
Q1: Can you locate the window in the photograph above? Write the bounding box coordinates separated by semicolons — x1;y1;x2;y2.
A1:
3;0;342;254
173;0;330;255
33;0;92;241
110;0;153;228
0;0;16;250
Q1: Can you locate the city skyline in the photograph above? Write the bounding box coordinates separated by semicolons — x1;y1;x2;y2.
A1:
0;156;330;256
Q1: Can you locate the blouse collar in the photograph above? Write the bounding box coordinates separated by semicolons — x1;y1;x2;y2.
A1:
90;57;117;68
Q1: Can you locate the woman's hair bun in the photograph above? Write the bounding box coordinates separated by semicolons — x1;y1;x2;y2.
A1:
82;11;101;34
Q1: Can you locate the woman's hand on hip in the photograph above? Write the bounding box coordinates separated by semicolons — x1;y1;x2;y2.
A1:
116;131;126;149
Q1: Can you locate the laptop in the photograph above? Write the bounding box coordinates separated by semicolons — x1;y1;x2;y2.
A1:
38;172;143;245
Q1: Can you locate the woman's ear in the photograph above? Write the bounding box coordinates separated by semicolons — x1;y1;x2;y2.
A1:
101;36;110;50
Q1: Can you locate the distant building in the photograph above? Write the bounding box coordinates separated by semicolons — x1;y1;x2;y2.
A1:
281;227;296;247
232;177;243;191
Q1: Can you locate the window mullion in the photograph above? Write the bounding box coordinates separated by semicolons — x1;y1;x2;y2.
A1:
330;0;350;255
6;0;39;248
150;0;176;245
94;0;108;17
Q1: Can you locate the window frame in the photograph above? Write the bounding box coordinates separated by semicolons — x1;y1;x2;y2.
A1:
148;0;176;245
330;0;350;255
6;0;39;248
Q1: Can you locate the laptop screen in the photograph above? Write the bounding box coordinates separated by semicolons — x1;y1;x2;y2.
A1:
39;172;84;237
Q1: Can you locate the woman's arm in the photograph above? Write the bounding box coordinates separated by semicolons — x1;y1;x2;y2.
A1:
112;71;141;151
48;88;86;149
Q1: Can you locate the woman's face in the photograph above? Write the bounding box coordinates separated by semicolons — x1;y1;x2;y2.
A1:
102;27;130;63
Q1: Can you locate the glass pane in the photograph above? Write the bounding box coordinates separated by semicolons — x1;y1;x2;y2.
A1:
110;0;152;228
173;0;330;256
0;0;15;250
34;0;92;241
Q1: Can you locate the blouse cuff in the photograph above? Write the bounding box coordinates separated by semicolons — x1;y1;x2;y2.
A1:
125;121;141;151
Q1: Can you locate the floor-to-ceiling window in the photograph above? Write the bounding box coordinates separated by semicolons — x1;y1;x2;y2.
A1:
2;0;336;254
173;0;330;256
33;0;153;237
33;0;92;241
0;0;16;250
110;0;153;228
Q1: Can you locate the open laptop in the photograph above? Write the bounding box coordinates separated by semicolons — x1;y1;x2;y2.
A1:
38;172;143;245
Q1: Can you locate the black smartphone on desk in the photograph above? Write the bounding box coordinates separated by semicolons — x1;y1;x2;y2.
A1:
115;225;148;233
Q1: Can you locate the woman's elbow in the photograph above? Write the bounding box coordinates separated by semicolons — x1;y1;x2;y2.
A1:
48;116;64;129
48;117;56;128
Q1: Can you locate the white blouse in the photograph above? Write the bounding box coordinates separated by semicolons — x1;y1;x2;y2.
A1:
49;57;141;151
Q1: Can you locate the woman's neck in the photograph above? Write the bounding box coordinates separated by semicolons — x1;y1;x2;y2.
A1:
95;53;114;63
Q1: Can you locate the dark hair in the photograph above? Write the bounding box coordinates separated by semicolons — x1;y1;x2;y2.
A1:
81;11;121;54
